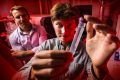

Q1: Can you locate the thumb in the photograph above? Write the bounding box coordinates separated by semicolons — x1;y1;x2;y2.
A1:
86;22;94;40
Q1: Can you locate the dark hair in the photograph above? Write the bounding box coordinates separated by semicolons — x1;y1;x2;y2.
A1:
50;3;79;22
9;5;29;17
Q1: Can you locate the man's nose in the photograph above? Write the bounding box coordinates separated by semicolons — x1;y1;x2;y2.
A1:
61;27;65;34
20;16;25;20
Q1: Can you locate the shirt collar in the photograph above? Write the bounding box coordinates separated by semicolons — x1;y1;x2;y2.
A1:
57;38;71;50
18;24;36;35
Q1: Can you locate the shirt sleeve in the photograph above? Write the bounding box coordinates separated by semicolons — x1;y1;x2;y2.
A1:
12;58;33;80
86;62;98;80
31;46;39;53
87;63;112;80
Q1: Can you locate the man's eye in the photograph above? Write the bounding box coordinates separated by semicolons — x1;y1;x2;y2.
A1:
16;16;20;19
56;23;63;27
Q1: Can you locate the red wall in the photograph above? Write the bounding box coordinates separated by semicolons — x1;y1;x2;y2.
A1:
0;0;104;17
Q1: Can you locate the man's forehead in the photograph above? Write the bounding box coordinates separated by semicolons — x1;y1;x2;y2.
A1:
12;9;26;15
61;19;76;24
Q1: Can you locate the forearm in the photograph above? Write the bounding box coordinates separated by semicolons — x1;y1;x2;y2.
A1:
25;50;35;56
92;64;108;80
12;61;32;80
18;50;35;58
11;50;35;58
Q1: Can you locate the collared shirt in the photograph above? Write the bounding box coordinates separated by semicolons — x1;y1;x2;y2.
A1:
13;38;96;80
9;24;47;52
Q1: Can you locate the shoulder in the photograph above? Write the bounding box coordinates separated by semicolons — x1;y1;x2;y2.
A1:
36;38;59;51
9;28;19;39
41;38;59;46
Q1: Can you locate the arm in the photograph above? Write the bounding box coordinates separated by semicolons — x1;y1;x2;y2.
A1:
12;59;32;80
11;50;34;58
92;64;108;79
12;39;73;80
12;50;73;80
9;29;37;58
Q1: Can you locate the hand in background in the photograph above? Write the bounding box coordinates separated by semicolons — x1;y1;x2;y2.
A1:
85;15;120;79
